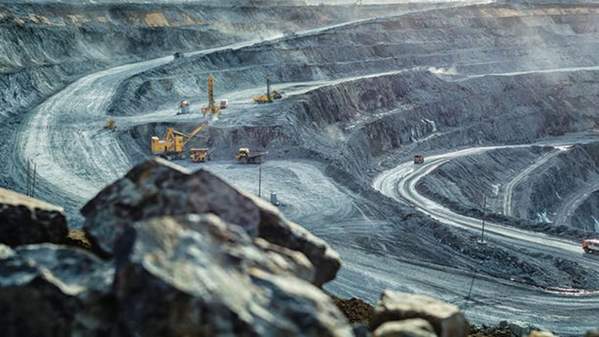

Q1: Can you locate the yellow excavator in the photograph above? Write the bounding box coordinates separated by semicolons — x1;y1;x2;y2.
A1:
151;123;208;161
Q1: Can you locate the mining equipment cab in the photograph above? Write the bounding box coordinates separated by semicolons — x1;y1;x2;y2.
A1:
151;124;208;160
414;155;425;165
235;148;267;164
582;239;599;254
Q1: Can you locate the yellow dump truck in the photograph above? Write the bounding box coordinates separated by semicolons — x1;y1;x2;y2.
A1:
235;148;267;164
190;148;210;162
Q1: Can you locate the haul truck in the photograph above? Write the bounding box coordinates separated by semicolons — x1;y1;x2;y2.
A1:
582;239;599;254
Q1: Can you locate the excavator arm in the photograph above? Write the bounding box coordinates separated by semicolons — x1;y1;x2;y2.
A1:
181;123;208;147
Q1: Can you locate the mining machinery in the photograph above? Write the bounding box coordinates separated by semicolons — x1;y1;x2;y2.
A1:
151;123;208;160
201;75;221;118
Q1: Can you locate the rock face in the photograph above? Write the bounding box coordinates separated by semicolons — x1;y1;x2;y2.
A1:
586;329;599;337
112;214;352;337
0;243;114;337
81;158;340;286
333;296;376;324
374;319;436;337
370;291;467;337
0;187;68;247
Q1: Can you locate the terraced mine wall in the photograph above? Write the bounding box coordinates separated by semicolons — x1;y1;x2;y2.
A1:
0;2;426;189
0;2;410;119
416;142;599;235
109;3;599;117
522;143;599;228
571;190;599;232
416;147;553;213
111;3;599;186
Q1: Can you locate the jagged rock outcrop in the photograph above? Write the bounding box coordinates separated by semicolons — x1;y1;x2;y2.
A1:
370;291;467;337
0;175;484;337
111;213;352;337
0;187;68;247
81;158;340;286
0;243;114;337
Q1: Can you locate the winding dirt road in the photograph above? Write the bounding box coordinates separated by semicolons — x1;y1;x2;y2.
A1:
372;140;599;334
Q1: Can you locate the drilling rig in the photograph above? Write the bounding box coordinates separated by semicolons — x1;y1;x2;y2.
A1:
253;76;282;104
201;75;221;118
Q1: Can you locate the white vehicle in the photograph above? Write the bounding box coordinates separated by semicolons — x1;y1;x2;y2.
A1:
220;99;229;109
582;239;599;254
178;100;190;115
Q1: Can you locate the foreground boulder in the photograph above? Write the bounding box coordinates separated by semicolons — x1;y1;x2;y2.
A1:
112;214;352;337
82;158;340;286
0;187;68;247
370;291;467;337
587;330;599;337
0;243;114;337
374;319;436;337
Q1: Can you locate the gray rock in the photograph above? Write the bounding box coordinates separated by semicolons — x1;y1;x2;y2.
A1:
0;243;114;337
374;319;436;337
0;187;68;247
112;213;352;337
586;329;599;337
529;331;557;337
353;324;373;337
82;158;340;286
370;291;467;337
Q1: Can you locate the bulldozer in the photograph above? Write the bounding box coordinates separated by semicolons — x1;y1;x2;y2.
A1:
253;77;282;104
235;148;267;164
151;124;208;160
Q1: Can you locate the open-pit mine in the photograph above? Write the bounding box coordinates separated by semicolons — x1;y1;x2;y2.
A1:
2;1;599;336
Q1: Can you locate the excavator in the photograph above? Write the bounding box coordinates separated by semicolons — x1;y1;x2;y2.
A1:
151;123;208;161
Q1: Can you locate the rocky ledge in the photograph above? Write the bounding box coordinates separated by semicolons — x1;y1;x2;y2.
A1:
0;158;596;337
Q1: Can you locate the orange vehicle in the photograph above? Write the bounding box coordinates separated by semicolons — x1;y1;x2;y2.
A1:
582;239;599;254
